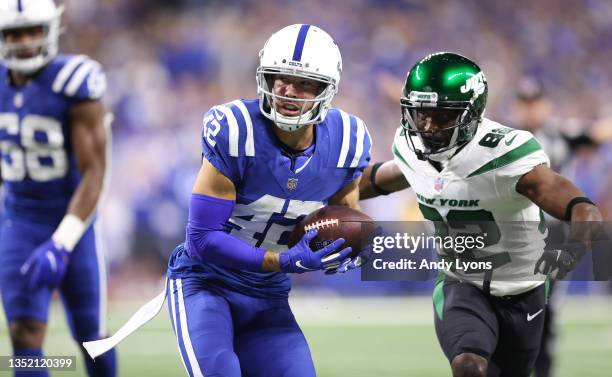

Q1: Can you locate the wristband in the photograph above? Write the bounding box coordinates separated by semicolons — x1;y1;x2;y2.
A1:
564;197;595;222
370;162;391;196
52;214;87;252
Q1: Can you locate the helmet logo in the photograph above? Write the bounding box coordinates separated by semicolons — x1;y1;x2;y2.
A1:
460;72;486;96
409;91;438;104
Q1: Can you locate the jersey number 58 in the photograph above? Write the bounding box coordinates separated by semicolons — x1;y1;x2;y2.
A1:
0;113;68;182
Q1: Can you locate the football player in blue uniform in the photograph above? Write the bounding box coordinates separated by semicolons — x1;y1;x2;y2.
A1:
166;24;372;377
0;1;116;376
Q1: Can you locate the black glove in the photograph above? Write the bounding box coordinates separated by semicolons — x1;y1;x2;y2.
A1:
534;240;587;280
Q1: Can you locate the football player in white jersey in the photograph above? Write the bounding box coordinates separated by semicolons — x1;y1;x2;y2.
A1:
359;52;603;377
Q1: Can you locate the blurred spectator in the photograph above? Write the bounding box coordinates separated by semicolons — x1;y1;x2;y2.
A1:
511;77;571;171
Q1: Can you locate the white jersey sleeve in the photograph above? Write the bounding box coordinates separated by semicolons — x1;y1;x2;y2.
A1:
491;130;550;198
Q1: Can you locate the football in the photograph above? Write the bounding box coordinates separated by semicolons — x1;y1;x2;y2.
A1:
289;205;375;258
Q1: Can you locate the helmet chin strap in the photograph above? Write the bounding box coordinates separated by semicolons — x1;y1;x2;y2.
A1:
427;145;459;162
270;106;316;132
4;55;48;74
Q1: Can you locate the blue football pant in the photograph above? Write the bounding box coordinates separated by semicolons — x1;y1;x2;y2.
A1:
0;216;116;376
167;277;316;377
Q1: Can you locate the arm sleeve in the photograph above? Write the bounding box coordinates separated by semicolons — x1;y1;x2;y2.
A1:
185;193;266;271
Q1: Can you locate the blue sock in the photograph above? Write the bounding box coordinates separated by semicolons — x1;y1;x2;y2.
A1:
82;346;117;377
14;348;49;377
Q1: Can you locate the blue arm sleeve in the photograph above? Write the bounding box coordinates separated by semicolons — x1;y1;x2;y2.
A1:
185;193;266;271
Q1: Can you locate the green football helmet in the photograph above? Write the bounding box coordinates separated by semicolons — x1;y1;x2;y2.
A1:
400;52;488;161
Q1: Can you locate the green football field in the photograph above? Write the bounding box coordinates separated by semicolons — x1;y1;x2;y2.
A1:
1;295;611;376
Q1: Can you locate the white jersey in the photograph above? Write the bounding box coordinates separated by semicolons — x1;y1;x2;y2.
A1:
393;118;550;296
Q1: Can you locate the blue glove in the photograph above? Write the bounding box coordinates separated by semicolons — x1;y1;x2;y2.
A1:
279;229;351;273
326;226;381;275
20;240;69;290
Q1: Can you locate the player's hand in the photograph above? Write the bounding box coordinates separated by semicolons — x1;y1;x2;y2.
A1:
20;240;70;290
326;226;380;274
324;255;362;275
534;240;587;280
279;229;351;274
325;244;372;274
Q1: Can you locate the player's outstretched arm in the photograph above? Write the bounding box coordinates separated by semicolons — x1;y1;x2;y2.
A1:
516;164;604;279
359;160;410;200
188;158;351;274
516;164;602;226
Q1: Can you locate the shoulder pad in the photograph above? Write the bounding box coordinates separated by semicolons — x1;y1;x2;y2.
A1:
325;108;372;170
201;100;257;185
203;100;256;158
392;127;415;172
474;121;533;153
46;54;106;100
467;120;549;178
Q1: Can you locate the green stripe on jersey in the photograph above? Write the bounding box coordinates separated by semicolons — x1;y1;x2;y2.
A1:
433;272;445;320
467;138;542;178
538;209;547;234
544;277;551;304
392;143;414;171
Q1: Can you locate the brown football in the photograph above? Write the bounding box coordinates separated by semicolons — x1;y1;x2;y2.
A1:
288;205;375;258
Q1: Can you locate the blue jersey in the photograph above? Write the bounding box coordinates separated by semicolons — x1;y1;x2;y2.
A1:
0;54;106;221
168;99;372;297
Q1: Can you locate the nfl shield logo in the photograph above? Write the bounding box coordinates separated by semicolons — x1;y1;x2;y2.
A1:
13;93;23;108
287;178;298;191
434;177;445;191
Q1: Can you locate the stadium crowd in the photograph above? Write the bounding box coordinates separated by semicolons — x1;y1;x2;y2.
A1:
53;0;612;294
